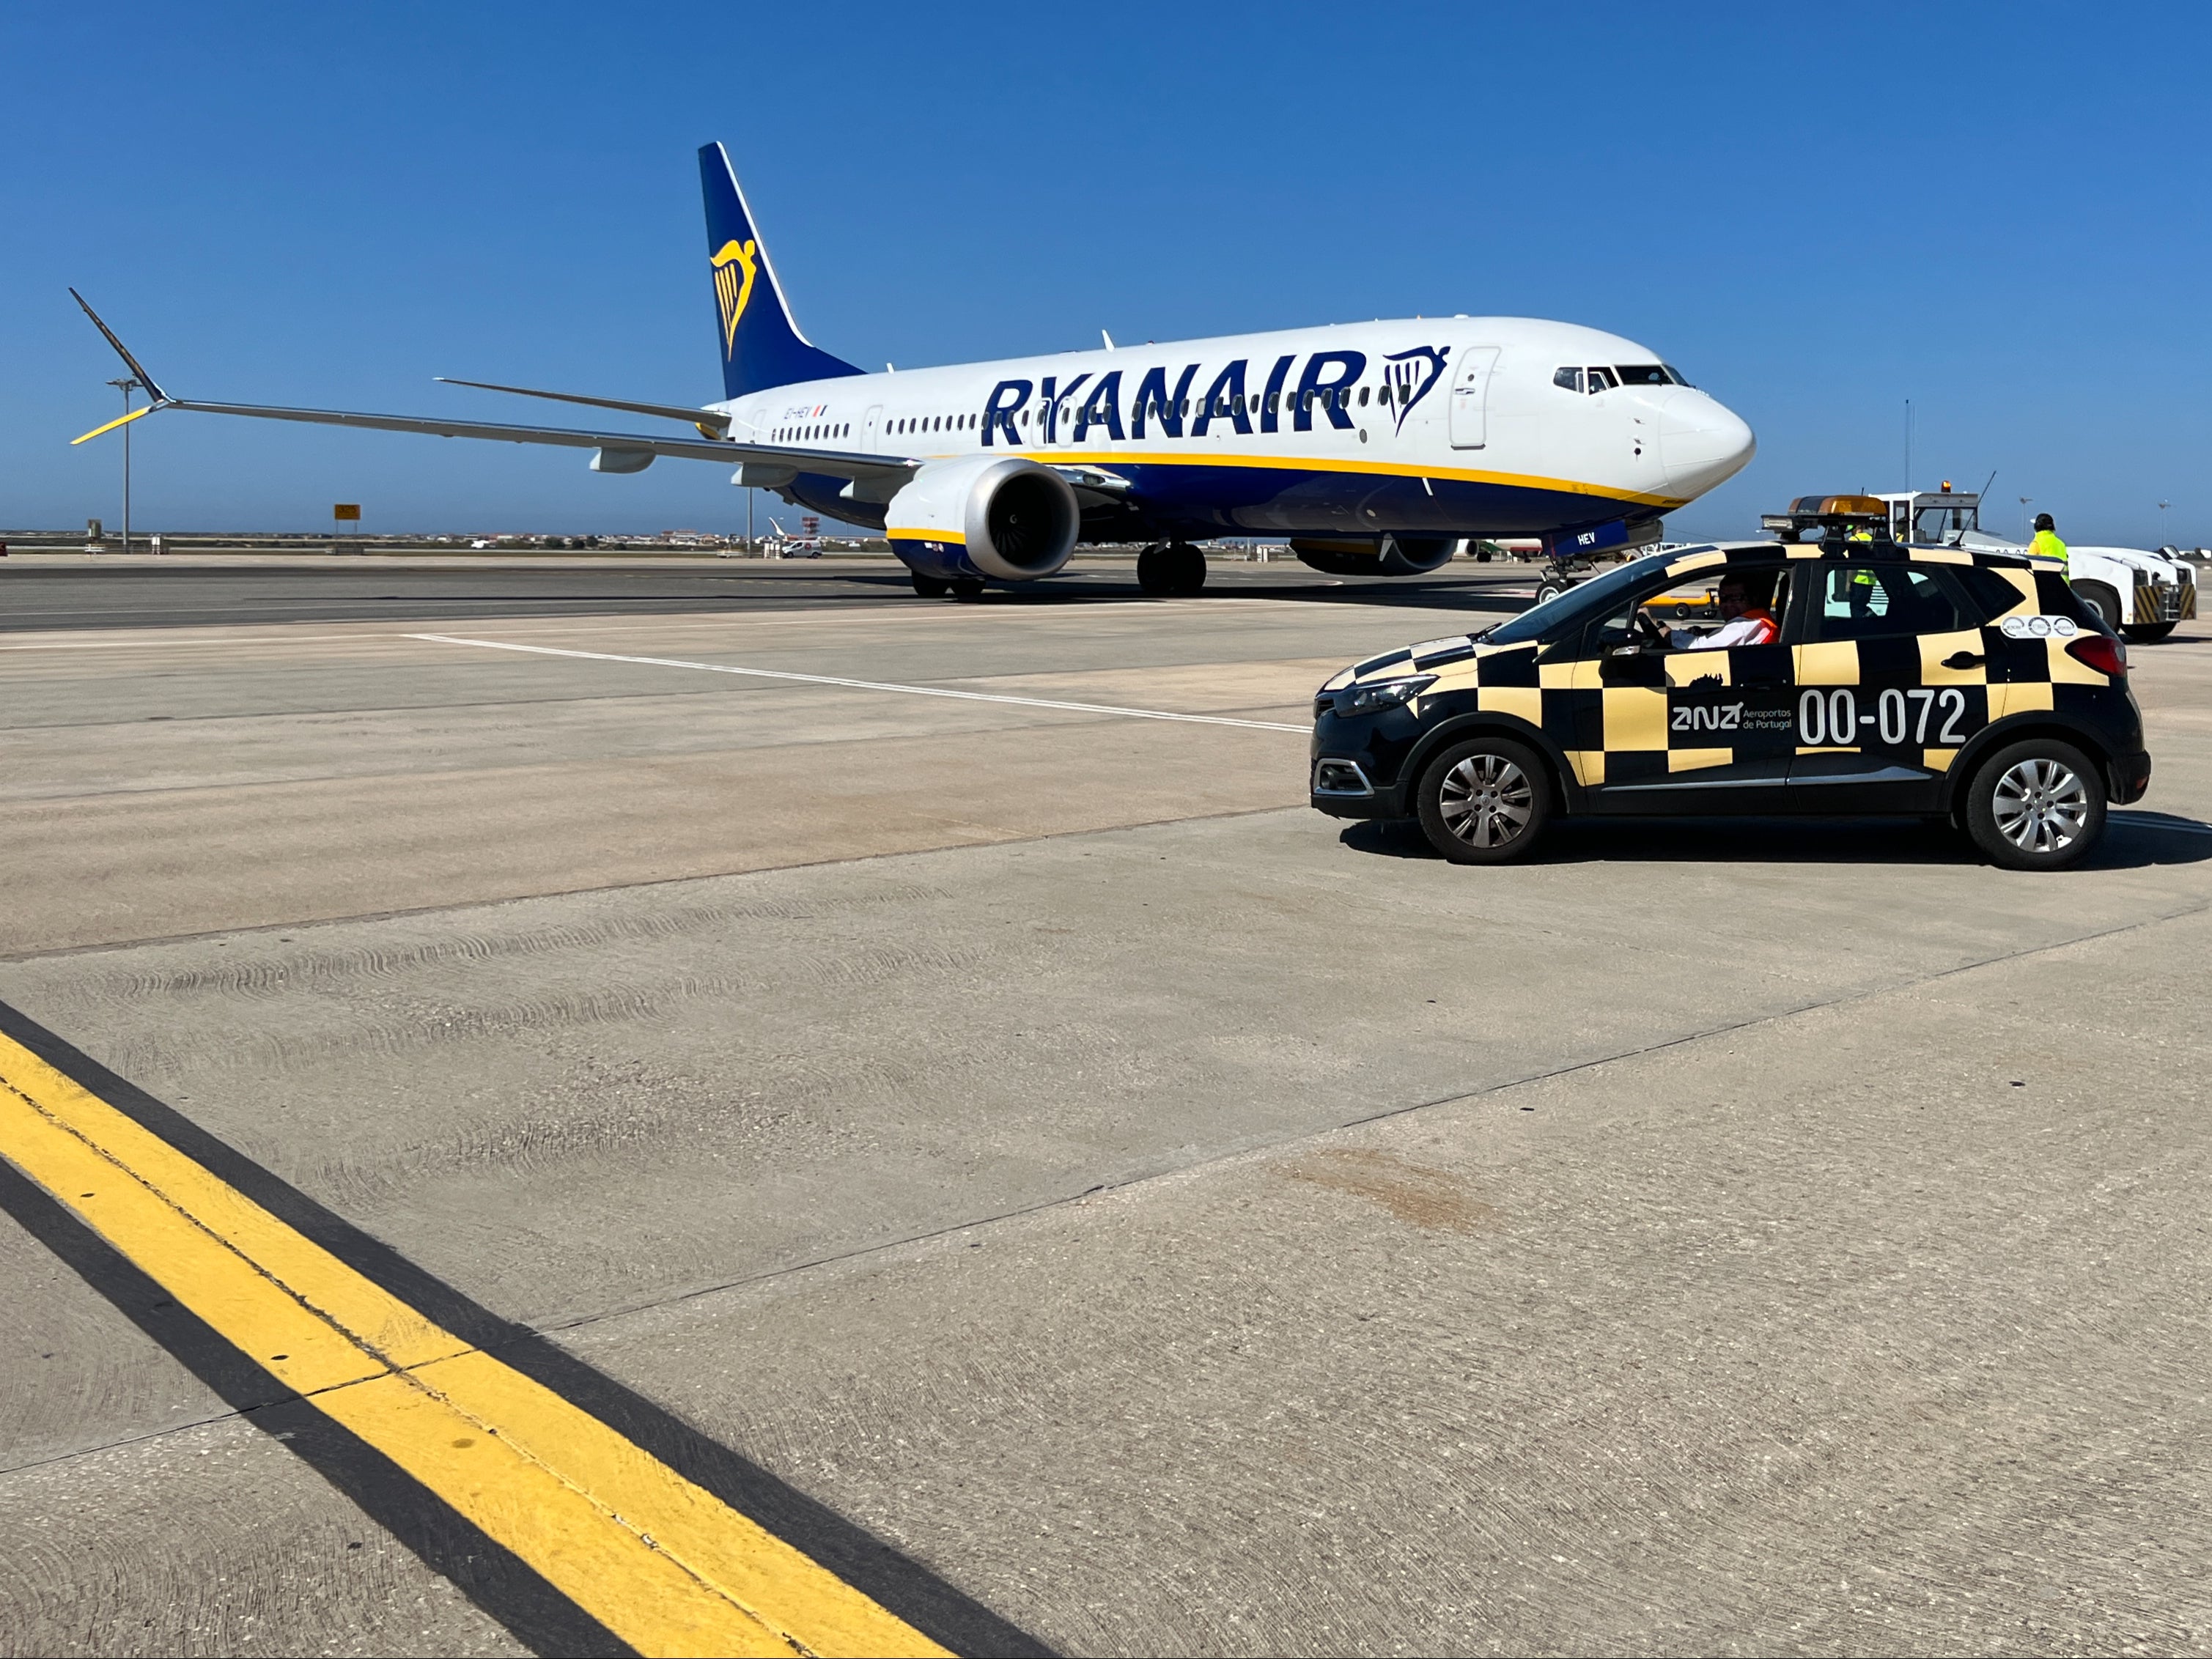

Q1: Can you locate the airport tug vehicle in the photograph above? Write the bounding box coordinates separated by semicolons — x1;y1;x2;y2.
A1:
1310;522;2151;869
1862;487;2195;643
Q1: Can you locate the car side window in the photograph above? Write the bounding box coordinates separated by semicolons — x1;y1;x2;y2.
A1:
1580;577;1675;654
1802;564;1968;641
1577;565;1787;655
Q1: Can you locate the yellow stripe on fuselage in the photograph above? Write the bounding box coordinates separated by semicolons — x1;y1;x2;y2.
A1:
940;448;1686;511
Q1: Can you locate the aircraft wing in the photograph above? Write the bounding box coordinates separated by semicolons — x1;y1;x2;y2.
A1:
68;286;1129;501
155;398;917;483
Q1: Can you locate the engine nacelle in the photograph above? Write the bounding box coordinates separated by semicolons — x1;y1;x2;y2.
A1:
885;454;1080;582
1291;535;1458;577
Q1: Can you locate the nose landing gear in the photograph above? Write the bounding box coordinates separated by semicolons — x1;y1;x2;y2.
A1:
1137;542;1208;596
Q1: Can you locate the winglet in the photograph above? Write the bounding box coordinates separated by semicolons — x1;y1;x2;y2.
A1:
71;404;158;446
68;289;168;403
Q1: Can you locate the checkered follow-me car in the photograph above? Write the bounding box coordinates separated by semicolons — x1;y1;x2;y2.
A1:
1310;537;2152;870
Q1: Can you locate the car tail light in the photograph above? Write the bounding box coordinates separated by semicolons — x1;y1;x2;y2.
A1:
2065;633;2128;677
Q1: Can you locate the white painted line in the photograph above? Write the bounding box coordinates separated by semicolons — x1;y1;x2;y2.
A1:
406;633;1312;732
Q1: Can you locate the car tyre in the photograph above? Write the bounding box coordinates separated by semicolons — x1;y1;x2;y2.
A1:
1964;738;2106;871
911;572;950;598
1415;737;1552;865
2124;622;2176;643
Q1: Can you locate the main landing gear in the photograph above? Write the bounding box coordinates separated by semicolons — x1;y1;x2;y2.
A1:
1137;542;1207;597
912;572;986;601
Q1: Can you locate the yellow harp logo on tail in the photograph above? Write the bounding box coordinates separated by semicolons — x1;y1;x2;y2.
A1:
712;238;759;357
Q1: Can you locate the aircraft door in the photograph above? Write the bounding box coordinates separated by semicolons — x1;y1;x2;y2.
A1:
863;404;883;451
1448;347;1500;449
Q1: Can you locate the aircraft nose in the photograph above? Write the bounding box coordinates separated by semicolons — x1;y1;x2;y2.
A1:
1659;393;1755;496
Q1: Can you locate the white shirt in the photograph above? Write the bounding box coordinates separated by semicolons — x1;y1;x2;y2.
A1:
1672;613;1779;651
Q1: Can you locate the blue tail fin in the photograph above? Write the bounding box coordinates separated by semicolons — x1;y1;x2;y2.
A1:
699;143;862;400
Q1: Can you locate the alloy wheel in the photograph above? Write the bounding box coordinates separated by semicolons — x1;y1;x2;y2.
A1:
1439;754;1533;849
1990;757;2090;854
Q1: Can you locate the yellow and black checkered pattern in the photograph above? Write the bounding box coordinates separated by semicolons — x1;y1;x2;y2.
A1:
1346;545;2121;791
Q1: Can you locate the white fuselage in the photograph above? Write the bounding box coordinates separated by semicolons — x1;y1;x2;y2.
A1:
707;317;1755;544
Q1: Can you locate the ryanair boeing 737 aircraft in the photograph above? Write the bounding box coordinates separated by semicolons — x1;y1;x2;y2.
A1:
73;144;1755;598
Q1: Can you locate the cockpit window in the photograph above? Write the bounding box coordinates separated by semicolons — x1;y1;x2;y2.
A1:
1663;363;1692;387
1552;366;1583;392
1614;365;1673;386
1585;366;1619;392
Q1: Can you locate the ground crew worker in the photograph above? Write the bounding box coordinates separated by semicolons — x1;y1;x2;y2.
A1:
2028;512;2068;566
1671;574;1780;649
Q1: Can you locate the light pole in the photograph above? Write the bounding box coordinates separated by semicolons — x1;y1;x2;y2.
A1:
2158;500;2172;546
2018;497;2032;542
106;375;142;553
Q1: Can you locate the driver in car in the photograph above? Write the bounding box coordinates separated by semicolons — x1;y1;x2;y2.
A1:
1668;573;1779;650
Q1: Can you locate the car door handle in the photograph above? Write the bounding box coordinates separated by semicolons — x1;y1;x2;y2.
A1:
1943;651;1985;670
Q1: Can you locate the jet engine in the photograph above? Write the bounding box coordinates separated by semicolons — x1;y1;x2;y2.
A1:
1291;535;1459;577
885;454;1080;581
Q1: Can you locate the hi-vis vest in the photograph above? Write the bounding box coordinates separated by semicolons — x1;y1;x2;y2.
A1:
2029;529;2069;565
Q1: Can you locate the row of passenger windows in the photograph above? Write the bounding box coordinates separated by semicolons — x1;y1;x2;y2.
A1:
773;377;1436;446
1552;363;1689;394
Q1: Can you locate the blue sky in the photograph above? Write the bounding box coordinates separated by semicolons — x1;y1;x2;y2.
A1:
4;1;2205;545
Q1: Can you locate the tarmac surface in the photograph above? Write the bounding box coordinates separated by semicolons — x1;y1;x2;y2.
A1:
0;553;1532;632
1;556;2208;1655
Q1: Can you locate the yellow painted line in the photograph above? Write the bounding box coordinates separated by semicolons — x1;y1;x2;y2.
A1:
70;404;158;445
0;1031;948;1659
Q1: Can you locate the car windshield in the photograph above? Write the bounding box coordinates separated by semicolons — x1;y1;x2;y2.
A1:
1911;503;1980;544
1483;553;1674;646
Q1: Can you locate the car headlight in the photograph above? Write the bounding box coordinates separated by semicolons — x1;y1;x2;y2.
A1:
1339;675;1435;714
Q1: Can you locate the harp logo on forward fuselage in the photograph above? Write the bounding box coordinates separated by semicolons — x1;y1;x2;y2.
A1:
712;238;759;356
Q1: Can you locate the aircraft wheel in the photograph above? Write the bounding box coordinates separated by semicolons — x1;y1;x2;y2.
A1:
2124;622;2177;643
1533;579;1565;605
1170;543;1208;595
951;578;987;602
911;572;950;598
1136;544;1175;596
